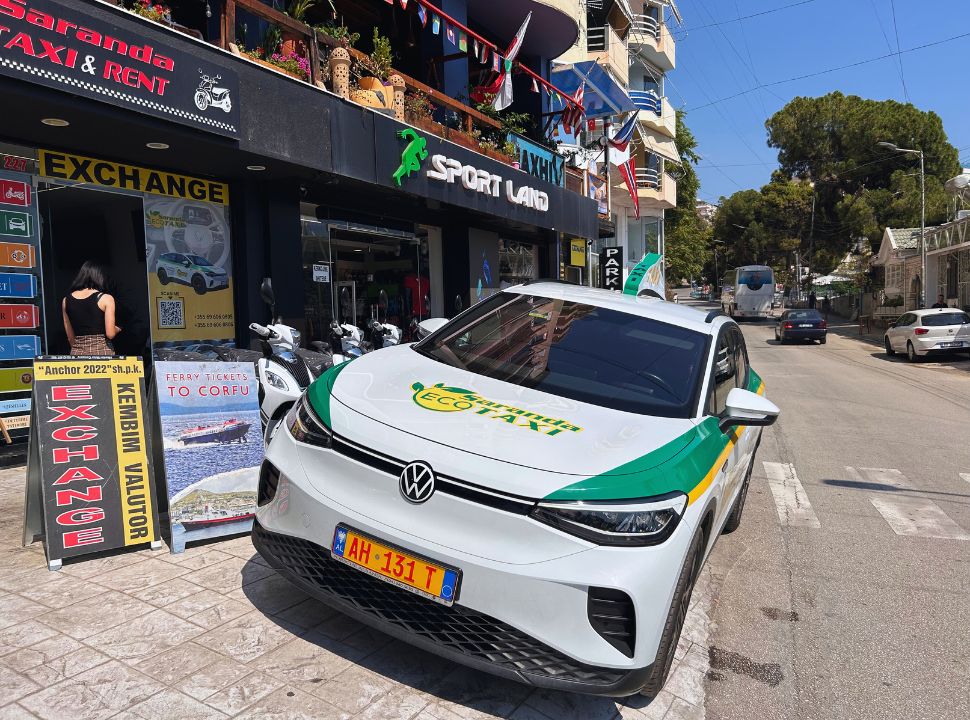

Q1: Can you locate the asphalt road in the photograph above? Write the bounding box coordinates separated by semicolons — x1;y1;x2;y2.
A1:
681;296;970;720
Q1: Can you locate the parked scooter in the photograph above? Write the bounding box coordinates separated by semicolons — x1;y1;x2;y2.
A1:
329;321;365;364
365;290;402;350
252;279;324;442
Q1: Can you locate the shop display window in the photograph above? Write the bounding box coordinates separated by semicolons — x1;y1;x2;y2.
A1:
499;239;538;288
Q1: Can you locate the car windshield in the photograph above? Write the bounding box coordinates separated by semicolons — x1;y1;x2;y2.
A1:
921;312;970;327
738;270;770;290
414;292;708;418
786;310;821;320
185;255;212;266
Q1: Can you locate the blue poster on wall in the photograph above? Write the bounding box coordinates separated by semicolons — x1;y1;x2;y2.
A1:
0;335;40;360
0;397;30;414
0;273;36;298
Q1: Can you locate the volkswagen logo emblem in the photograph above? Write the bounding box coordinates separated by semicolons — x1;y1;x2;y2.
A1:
400;461;435;504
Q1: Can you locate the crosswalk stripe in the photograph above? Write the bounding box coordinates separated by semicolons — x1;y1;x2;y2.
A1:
868;497;970;540
960;473;970;485
845;467;909;489
762;462;821;528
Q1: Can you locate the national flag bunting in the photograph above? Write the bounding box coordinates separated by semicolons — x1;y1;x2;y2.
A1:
432;15;440;34
446;24;456;46
608;112;638;152
399;0;408;7
531;77;539;93
480;44;489;64
492;51;500;71
492;11;532;110
473;39;480;57
618;157;640;219
561;82;585;134
458;32;467;52
417;5;427;26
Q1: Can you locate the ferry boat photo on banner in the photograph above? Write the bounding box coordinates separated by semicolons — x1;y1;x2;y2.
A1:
153;361;262;551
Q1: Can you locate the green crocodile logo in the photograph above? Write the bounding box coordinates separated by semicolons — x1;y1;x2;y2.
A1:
393;129;428;186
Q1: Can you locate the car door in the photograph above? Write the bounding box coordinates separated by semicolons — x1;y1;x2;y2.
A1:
705;327;746;528
889;314;909;350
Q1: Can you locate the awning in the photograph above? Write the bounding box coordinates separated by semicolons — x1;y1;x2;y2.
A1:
551;61;636;119
638;129;679;163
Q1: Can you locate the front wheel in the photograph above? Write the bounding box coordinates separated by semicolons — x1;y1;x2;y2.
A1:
723;461;754;534
820;336;827;345
157;268;169;285
639;527;706;698
194;90;209;111
884;337;895;356
191;274;207;295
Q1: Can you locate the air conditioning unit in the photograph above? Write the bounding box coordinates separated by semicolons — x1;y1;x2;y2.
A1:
957;210;970;221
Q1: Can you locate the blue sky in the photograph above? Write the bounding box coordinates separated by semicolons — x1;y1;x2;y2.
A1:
671;0;970;204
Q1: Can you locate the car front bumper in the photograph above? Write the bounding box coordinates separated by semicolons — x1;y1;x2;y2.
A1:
204;275;229;289
253;427;703;696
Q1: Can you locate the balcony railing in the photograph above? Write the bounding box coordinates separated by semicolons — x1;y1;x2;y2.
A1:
631;15;661;41
630;90;662;115
636;167;661;190
587;27;609;52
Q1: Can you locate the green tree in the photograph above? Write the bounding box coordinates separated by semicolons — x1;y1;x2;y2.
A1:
664;112;711;283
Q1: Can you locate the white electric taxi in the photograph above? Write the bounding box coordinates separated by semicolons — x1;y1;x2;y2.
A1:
253;282;779;697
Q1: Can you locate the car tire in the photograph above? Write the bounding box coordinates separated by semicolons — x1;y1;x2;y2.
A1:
907;342;920;363
639;526;706;699
722;461;754;535
191;274;207;295
157;268;168;285
820;336;827;345
884;337;895;356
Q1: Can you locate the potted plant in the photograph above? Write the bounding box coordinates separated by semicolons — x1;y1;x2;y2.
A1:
316;23;360;49
243;48;311;81
350;29;396;111
281;0;319;57
126;0;172;24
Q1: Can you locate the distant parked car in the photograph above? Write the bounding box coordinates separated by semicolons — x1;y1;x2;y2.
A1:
775;309;827;344
884;308;970;362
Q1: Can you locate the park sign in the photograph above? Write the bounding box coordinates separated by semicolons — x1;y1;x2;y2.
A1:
600;247;623;290
0;0;240;138
27;357;160;567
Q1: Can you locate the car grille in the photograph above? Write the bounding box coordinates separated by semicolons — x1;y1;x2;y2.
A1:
253;523;626;688
330;433;536;516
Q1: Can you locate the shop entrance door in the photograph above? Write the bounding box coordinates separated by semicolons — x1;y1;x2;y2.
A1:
38;184;150;356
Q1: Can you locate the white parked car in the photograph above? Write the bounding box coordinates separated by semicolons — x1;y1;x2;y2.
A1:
253;283;778;697
884;308;970;362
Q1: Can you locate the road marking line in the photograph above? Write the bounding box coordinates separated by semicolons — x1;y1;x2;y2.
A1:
763;462;821;528
845;467;909;489
868;497;970;540
960;473;970;485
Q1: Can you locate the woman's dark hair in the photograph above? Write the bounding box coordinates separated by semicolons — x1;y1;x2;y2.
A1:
69;261;109;293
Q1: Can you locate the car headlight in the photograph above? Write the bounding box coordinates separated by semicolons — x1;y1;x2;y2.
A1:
264;370;289;391
285;395;332;448
530;493;687;546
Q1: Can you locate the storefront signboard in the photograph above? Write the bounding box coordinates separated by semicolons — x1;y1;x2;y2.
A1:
0;210;31;238
0;272;36;298
0;304;39;329
508;134;565;187
312;264;331;283
153;361;262;551
0;397;30;414
0;241;35;268
0;179;31;207
600;247;624;290
0;335;40;361
27;357;160;566
569;239;586;267
0;0;240;138
0;366;32;393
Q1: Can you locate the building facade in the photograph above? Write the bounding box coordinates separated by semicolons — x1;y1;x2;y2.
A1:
0;0;597;440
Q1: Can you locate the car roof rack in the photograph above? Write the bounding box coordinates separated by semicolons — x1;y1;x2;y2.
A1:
705;309;725;323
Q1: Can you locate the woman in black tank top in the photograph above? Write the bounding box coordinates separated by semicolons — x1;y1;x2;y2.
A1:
62;261;121;356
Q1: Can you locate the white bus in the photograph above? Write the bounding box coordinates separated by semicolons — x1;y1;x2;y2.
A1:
721;265;775;319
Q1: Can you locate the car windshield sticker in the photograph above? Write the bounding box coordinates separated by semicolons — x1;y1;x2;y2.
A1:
410;382;582;436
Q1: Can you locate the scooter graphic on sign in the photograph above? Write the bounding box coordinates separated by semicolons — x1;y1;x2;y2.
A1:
194;71;232;113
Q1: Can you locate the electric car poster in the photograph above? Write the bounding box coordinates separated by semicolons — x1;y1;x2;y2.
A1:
153;362;261;547
143;195;236;350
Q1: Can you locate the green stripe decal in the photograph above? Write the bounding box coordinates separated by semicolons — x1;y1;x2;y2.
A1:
307;360;352;428
544;368;766;502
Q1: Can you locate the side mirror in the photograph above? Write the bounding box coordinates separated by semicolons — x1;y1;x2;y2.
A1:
259;277;275;306
416;318;448;339
718;388;780;433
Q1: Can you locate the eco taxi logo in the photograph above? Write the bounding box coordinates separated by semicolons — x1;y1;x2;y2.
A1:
393;129;428;186
410;382;582;437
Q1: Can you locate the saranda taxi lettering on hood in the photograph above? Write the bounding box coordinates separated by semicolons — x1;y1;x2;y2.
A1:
410;382;582;436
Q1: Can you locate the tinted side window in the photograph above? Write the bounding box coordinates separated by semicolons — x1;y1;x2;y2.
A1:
732;328;749;390
709;331;736;415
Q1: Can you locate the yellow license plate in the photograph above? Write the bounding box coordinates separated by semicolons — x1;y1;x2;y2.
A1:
330;525;461;606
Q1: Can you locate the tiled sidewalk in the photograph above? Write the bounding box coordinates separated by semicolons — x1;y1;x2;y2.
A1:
0;466;710;720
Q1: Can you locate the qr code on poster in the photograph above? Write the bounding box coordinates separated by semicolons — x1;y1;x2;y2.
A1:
157;298;185;329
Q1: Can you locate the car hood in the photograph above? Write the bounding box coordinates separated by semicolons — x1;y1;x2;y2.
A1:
317;345;698;486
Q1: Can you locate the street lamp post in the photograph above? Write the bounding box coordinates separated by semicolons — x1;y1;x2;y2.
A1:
878;142;926;307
